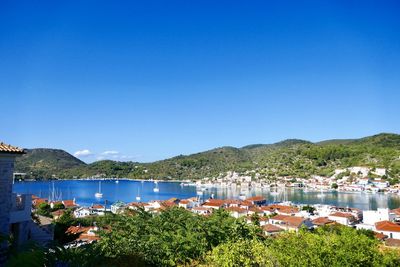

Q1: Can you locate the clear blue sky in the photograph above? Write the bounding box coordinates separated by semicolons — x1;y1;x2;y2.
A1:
1;0;399;162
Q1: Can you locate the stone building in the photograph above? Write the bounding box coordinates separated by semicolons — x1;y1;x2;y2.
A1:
0;142;25;264
0;142;53;265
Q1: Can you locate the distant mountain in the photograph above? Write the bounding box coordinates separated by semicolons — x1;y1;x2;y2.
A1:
15;148;86;176
14;133;400;181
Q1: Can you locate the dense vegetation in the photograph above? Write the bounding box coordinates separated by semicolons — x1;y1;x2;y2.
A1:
15;133;400;181
6;208;400;266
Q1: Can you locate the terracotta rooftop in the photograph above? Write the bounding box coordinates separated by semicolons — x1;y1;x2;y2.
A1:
245;196;266;202
63;200;78;208
263;224;284;233
225;207;247;213
375;221;400;233
373;232;387;240
0;142;24;154
261;204;299;214
271;214;306;228
329;212;355;219
391;208;400;216
312;217;334;226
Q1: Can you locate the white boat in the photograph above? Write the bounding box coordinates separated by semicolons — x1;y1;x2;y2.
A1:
95;181;103;198
115;180;119;184
153;183;159;193
136;189;141;201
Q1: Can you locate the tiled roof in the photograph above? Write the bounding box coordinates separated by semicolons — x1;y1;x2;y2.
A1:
329;212;355;219
63;200;78;208
391;208;400;216
375;221;400;233
0;142;24;154
261;204;299;214
312;217;334;226
225;207;247;213
245;196;266;202
271;214;306;228
263;224;284;233
271;214;290;221
373;232;387;240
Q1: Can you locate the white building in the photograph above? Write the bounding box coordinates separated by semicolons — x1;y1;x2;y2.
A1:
375;221;400;239
74;207;91;218
111;201;126;214
363;208;396;225
328;212;356;226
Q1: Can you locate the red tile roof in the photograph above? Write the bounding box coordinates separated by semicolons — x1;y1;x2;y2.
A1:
375;221;400;233
245;196;266;202
261;204;299;214
263;224;284;233
0;142;24;154
312;217;334;226
91;204;104;209
63;200;78;208
202;202;224;207
391;208;400;216
225;207;247;213
329;212;355;219
271;214;306;228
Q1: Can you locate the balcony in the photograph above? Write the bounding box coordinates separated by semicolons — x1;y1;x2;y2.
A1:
10;193;32;223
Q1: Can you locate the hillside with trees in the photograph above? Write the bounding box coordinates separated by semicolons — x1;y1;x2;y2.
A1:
15;133;400;181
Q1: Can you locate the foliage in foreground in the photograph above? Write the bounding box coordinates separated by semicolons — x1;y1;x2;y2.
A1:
6;208;400;267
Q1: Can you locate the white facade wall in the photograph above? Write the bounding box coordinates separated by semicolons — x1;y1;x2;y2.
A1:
363;209;395;225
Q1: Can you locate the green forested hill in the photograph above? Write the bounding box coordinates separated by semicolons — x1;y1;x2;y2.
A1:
15;149;86;177
14;133;400;181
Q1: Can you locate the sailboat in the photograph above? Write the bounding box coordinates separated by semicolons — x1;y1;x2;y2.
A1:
153;182;159;193
136;188;141;201
95;181;103;198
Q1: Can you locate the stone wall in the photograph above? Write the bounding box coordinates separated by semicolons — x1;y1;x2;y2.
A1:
0;155;16;265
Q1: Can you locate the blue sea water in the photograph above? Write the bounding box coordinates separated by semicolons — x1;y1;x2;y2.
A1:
13;180;400;210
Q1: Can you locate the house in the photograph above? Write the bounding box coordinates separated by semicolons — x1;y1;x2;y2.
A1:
111;201;126;214
363;208;396;225
260;204;299;216
192;207;212;216
128;202;152;212
49;199;78;210
225;207;248;218
328;212;356;226
311;217;335;227
269;214;314;231
245;196;267;206
246;216;269;226
202;200;225;209
0;142;36;264
374;221;400;239
178;199;193;209
65;226;100;246
262;224;285;236
74;207;91;218
62;199;79;209
90;204;105;216
51;209;65;220
32;195;48;208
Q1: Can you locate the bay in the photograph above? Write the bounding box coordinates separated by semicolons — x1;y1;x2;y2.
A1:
13;180;400;210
